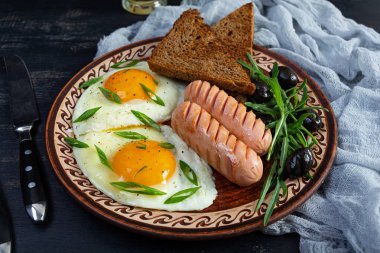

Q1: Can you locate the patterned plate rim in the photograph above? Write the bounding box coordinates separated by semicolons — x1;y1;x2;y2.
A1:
45;37;337;240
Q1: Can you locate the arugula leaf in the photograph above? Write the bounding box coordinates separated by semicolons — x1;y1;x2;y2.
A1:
131;110;160;131
301;126;318;145
295;131;308;148
79;77;103;89
279;179;288;197
73;107;101;123
305;171;313;180
297;83;309;109
179;160;198;186
265;121;277;129
64;137;89;148
264;178;281;226
95;145;112;169
111;181;166;195
287;112;315;132
140;83;165;106
99;87;122;104
245;102;277;119
114;131;147;140
255;160;277;212
279;136;289;175
164;186;201;204
289;135;302;150
294;106;329;113
238;53;327;226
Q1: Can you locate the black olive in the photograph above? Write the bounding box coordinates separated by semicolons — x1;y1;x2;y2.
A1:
302;110;322;132
250;80;272;103
271;66;298;90
284;148;314;179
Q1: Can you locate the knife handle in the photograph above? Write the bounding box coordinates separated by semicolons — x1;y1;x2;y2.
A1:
0;188;12;244
19;138;47;222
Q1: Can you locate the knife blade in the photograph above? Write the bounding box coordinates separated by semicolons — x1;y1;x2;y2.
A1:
4;55;47;223
0;184;12;253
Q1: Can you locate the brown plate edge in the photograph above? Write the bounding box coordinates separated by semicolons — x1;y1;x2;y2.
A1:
45;38;338;240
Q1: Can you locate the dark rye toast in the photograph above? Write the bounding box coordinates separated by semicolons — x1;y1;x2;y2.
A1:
148;9;255;95
211;3;254;62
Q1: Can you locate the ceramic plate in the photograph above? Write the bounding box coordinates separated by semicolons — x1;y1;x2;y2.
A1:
46;37;337;240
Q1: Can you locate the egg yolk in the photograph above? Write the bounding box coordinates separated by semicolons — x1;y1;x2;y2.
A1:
112;140;176;186
104;69;157;103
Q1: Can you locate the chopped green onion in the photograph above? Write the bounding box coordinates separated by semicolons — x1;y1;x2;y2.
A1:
136;144;147;150
110;59;140;69
64;137;89;148
131;110;160;131
140;83;165;106
79;77;103;89
99;87;122;104
114;131;147;140
179;160;198;186
164;186;201;204
159;142;175;149
95;145;112;169
134;166;147;178
73;107;101;123
110;181;166;195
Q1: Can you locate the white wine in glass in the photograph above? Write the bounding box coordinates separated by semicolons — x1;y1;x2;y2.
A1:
122;0;167;15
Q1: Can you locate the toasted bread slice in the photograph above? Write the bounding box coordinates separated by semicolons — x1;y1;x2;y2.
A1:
148;9;255;95
211;3;254;61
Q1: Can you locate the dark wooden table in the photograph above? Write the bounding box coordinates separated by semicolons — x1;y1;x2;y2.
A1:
0;0;379;252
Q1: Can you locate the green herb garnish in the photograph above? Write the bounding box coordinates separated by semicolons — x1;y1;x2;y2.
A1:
73;107;101;123
95;145;112;169
179;160;198;186
131;110;160;131
79;77;103;89
99;87;122;104
164;186;201;204
64;137;89;148
111;181;166;195
114;131;147;140
305;171;313;180
140;83;165;106
134;166;147;178
136;144;147;150
110;59;140;69
159;142;175;149
238;52;328;226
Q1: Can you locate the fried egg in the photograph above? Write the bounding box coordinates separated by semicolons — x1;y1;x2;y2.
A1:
73;126;217;211
73;61;184;136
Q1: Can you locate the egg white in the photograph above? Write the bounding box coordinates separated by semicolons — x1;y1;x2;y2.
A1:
73;126;217;211
73;61;184;136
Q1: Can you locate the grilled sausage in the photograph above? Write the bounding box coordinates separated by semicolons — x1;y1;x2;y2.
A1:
171;101;263;186
184;80;272;155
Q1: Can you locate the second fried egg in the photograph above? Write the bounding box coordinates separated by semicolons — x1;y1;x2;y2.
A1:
73;126;217;211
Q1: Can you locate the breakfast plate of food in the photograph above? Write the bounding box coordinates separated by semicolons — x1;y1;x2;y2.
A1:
45;3;337;239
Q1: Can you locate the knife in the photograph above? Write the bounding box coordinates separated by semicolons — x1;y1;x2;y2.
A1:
3;55;47;223
0;185;12;253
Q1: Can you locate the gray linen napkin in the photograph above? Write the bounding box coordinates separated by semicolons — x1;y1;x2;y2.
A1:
96;0;380;252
